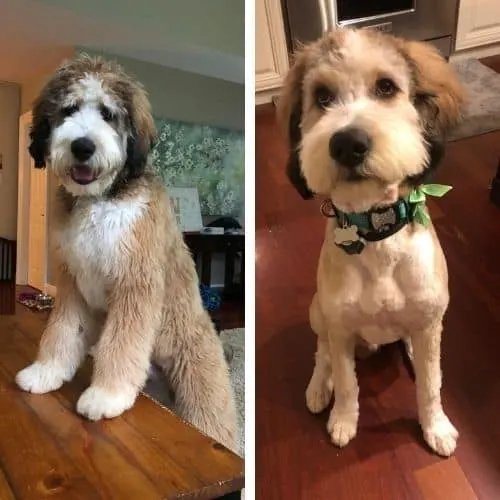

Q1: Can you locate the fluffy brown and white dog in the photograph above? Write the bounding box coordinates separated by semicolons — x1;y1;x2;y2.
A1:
15;54;237;451
277;29;464;456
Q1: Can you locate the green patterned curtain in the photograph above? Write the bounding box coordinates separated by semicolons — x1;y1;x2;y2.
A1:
151;117;244;218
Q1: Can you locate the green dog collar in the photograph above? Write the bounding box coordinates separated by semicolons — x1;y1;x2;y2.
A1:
321;184;452;255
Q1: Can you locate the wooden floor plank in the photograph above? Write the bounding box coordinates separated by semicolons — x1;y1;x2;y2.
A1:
414;459;478;500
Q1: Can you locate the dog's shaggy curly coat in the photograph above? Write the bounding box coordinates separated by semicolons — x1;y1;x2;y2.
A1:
16;55;237;451
278;28;464;456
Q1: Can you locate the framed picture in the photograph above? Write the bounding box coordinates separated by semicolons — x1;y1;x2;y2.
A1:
168;187;203;232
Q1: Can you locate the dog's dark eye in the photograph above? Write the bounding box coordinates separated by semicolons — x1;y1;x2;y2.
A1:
61;105;79;117
375;78;398;98
314;86;336;109
100;105;114;122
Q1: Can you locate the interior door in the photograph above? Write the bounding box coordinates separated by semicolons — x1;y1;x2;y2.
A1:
27;154;48;292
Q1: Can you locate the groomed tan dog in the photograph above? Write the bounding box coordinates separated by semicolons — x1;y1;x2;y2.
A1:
15;55;237;451
278;29;464;456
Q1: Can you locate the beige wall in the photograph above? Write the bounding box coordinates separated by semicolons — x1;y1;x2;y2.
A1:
21;48;75;114
21;74;48;114
21;47;243;129
81;49;244;130
0;82;21;240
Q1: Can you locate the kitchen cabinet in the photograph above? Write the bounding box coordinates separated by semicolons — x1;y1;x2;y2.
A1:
456;0;500;51
255;0;289;104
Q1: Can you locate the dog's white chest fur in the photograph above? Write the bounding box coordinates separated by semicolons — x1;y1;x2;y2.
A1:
337;229;443;345
56;196;148;311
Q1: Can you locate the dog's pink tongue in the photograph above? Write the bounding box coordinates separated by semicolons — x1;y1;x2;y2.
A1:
71;166;95;184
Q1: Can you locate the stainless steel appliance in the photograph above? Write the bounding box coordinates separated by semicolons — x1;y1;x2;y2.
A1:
282;0;460;58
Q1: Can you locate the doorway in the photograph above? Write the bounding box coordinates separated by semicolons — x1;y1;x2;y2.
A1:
17;111;50;294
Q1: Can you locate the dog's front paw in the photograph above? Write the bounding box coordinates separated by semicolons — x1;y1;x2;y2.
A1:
327;409;358;447
422;413;458;457
16;361;68;394
76;386;137;421
306;378;332;414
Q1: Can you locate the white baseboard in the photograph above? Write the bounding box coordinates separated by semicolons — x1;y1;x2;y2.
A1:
451;42;500;62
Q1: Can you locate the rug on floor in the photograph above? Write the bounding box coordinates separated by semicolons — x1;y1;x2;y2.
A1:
450;58;500;141
143;327;245;457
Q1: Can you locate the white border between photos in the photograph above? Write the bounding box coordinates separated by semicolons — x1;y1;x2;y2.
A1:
244;0;256;497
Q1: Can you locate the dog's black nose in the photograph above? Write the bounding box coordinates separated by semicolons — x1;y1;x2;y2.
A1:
71;137;96;161
329;128;371;168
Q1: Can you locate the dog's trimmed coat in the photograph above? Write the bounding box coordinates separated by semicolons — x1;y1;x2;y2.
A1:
278;29;464;456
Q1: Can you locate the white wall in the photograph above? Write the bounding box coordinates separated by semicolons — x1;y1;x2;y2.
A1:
0;82;21;240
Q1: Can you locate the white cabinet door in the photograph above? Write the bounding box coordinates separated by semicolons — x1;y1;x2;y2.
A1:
256;0;289;95
456;0;500;50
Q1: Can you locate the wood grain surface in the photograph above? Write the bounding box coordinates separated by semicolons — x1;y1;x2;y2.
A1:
0;304;244;500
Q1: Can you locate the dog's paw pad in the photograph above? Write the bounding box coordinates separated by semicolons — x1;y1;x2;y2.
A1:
306;382;331;414
76;386;136;421
327;412;358;447
423;414;459;457
16;362;66;394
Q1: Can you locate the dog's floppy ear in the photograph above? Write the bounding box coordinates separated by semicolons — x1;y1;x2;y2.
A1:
29;99;52;169
402;40;465;137
276;49;314;200
125;83;157;178
28;56;76;169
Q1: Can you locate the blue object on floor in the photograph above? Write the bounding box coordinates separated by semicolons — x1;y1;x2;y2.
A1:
200;284;222;311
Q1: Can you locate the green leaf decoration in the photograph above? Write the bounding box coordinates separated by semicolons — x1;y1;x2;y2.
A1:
409;188;426;203
409;184;452;227
413;203;431;227
421;184;453;197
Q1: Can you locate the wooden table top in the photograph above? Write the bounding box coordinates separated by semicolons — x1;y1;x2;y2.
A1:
0;304;244;499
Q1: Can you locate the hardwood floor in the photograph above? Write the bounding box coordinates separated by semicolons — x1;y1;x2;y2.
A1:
212;299;245;331
0;283;15;316
256;57;500;499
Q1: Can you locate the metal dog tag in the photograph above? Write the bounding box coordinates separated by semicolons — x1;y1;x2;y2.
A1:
341;239;366;254
334;225;366;254
334;225;359;245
